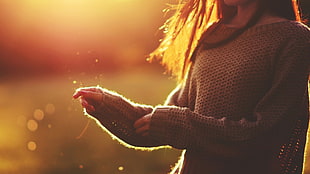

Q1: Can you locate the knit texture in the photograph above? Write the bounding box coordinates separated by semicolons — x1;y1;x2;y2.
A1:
150;20;310;174
88;20;310;174
90;88;160;147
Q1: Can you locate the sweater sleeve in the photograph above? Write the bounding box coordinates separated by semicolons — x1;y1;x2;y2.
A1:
87;88;164;148
149;36;310;156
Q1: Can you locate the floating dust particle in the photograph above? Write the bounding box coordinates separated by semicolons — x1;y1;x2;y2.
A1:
47;124;52;128
45;103;56;115
27;120;38;132
118;166;124;171
79;164;84;169
73;80;77;84
33;109;44;121
27;141;37;151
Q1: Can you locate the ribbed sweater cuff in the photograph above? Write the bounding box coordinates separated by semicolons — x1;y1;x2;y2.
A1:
149;106;188;149
149;106;171;145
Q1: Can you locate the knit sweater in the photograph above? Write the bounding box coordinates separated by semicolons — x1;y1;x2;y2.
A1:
89;20;310;174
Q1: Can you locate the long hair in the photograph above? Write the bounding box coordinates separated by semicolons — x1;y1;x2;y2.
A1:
149;0;302;82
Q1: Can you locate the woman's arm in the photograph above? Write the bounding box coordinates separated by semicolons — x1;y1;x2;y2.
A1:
73;86;183;149
138;35;310;157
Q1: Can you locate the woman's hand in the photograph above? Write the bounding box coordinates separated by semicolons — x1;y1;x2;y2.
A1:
73;87;103;113
134;113;152;136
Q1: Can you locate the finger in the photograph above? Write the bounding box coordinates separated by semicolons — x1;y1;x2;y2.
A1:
80;98;88;107
73;89;89;99
135;124;150;135
84;104;95;113
73;87;102;99
73;90;83;99
134;117;145;129
85;107;95;113
83;87;102;93
77;87;100;93
83;91;102;102
76;90;103;102
80;99;95;112
134;114;152;129
80;99;94;109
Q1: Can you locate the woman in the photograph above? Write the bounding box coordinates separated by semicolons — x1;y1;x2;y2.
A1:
73;0;310;173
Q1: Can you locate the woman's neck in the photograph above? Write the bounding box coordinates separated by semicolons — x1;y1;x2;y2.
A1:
230;1;258;27
225;1;259;28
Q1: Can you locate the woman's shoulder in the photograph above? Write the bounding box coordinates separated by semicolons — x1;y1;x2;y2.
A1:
246;20;310;42
281;20;310;35
256;14;310;33
280;21;310;44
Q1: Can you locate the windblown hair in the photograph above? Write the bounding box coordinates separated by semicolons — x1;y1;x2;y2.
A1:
149;0;302;82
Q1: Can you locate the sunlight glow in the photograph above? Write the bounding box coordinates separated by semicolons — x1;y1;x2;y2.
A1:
0;0;166;87
0;0;178;173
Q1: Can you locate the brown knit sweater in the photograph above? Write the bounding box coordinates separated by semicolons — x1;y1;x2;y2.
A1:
89;20;310;174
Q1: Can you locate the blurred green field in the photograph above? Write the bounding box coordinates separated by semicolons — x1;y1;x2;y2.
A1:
0;69;181;174
1;69;310;174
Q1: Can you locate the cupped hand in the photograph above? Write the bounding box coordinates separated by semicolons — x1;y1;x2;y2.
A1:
134;113;152;136
73;87;103;113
